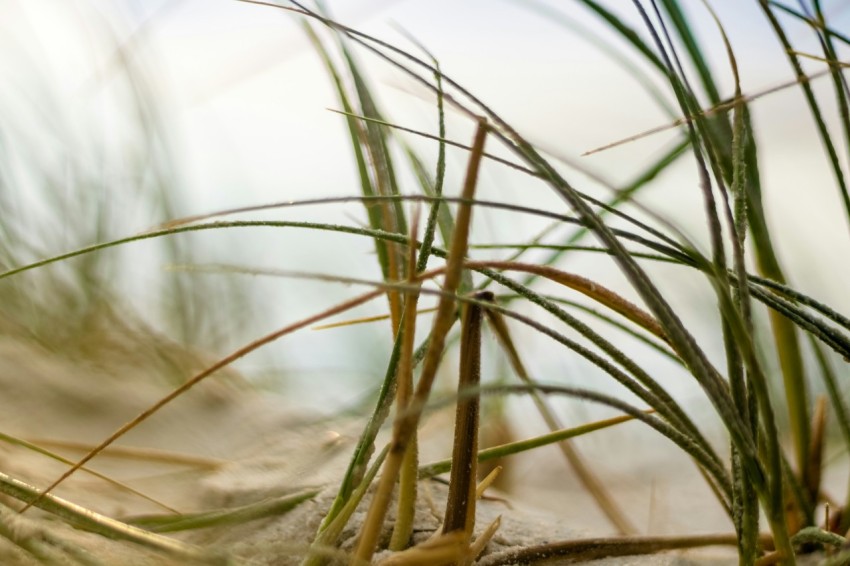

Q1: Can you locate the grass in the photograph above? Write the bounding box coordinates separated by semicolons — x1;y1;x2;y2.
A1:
1;0;850;565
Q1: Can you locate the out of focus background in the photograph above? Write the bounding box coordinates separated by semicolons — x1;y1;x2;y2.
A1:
3;0;848;392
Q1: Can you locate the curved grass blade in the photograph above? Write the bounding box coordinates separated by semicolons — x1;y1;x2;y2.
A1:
126;488;319;533
0;471;207;560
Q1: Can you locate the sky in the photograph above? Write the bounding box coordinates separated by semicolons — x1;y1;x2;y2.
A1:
2;0;849;408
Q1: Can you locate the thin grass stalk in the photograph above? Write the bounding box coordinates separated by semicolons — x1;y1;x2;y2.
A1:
497;294;680;363
395;31;447;275
699;3;761;558
0;432;179;514
351;118;487;563
767;1;850;45
0;214;687;315
0;471;206;560
748;287;850;360
418;412;644;478
154;194;694;267
748;276;850;333
388;218;423;551
442;292;487;552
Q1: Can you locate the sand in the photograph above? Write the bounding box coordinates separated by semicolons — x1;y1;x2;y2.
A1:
0;336;792;564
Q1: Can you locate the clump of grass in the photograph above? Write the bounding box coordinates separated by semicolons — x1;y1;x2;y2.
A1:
1;1;850;565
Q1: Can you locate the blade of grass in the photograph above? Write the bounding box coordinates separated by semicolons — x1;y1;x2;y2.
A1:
318;1;410;333
0;471;207;560
694;3;761;560
497;293;681;364
390;26;449;275
126;488;319;533
418;412;646;478
389;214;423;551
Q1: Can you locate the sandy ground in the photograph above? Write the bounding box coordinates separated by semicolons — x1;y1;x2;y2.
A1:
0;335;809;564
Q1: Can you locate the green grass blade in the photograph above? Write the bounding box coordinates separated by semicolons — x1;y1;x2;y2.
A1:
0;471;207;560
419;413;643;478
301;21;391;282
127;488;319;533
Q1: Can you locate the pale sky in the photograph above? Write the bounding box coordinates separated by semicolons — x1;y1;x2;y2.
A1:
2;0;849;406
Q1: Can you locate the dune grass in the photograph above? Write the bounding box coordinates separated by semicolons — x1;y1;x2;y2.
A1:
0;1;849;565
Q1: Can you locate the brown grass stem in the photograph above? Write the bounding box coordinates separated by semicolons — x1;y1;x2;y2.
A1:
442;293;487;552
